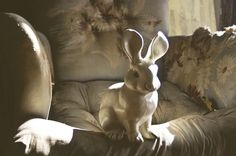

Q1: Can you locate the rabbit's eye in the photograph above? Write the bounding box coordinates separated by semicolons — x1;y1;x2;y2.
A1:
133;71;139;78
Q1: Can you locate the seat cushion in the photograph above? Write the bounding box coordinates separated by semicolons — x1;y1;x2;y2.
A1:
50;80;117;132
51;94;236;156
154;81;209;124
50;81;208;131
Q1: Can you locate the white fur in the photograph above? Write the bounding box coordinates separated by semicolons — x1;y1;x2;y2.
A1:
99;29;169;142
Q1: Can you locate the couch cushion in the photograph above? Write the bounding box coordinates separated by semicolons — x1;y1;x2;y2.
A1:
164;26;236;109
153;81;208;124
50;80;118;132
44;0;168;82
50;80;232;156
50;80;208;131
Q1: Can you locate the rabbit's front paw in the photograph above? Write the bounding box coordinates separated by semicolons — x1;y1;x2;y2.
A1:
128;132;144;142
141;128;155;139
142;131;155;139
105;130;125;140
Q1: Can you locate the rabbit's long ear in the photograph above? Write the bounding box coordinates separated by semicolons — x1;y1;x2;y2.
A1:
144;31;169;63
122;29;144;63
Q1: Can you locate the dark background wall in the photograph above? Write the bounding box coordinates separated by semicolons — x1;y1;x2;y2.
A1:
221;0;236;29
0;0;53;32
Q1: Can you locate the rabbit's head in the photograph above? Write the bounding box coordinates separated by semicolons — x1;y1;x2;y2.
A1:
122;29;169;94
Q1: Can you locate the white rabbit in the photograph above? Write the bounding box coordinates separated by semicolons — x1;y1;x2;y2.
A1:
99;29;169;142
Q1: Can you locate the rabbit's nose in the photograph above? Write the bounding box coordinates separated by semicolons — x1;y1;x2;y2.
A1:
145;83;156;91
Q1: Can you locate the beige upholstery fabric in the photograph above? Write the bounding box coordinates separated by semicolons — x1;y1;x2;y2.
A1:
164;26;236;109
51;81;117;132
51;80;208;132
154;81;208;124
48;25;236;156
45;0;168;82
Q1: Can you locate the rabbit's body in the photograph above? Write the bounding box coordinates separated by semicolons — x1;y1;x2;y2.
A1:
102;82;158;140
99;29;169;142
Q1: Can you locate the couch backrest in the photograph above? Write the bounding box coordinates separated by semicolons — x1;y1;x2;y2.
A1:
43;0;168;82
164;26;236;109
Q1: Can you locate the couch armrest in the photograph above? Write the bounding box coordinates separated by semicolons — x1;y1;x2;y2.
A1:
0;13;52;155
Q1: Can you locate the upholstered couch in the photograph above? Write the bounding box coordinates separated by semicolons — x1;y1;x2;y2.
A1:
1;0;236;156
